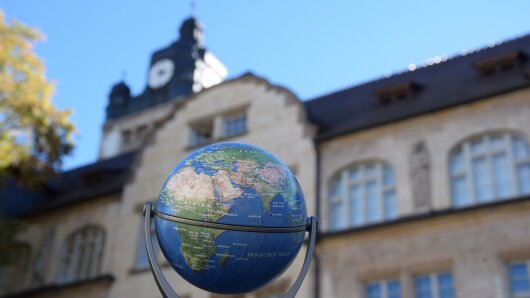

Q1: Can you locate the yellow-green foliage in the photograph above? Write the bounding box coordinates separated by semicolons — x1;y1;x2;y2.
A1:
0;10;75;186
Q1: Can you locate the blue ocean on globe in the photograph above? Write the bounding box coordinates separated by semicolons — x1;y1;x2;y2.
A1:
155;142;307;294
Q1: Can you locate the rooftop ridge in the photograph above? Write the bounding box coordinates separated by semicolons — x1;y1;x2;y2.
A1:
307;31;530;103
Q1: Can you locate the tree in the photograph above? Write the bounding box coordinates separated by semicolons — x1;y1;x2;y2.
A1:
0;10;75;187
0;10;75;268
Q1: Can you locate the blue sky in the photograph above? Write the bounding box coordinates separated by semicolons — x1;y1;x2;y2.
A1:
2;0;530;170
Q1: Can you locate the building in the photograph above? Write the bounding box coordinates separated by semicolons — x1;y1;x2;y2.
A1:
1;16;530;298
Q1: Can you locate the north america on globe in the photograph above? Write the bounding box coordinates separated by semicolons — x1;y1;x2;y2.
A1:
155;142;307;294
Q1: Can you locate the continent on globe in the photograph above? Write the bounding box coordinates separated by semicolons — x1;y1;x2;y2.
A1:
155;142;307;294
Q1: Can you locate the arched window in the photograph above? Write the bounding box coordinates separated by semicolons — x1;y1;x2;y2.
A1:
449;132;530;207
329;162;397;230
58;226;105;284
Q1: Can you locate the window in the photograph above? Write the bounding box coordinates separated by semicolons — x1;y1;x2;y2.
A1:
414;272;455;298
508;260;530;298
449;133;530;207
121;129;132;144
58;226;105;284
365;279;401;298
329;162;397;230
0;243;31;294
190;121;214;147
188;109;248;147
474;51;525;76
134;215;159;270
136;124;148;139
374;81;422;104
223;112;247;137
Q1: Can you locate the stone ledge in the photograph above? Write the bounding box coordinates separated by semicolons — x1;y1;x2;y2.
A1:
320;194;530;239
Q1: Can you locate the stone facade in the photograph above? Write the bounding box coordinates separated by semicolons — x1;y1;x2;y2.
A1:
317;87;530;298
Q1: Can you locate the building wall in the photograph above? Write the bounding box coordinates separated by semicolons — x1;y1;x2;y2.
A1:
99;100;177;159
11;195;121;297
108;76;317;298
317;86;530;297
318;199;530;298
319;87;530;230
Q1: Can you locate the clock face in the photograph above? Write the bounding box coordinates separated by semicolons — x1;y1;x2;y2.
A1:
148;59;175;89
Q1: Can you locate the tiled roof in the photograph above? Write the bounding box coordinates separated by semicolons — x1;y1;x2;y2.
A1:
305;34;530;141
0;151;136;217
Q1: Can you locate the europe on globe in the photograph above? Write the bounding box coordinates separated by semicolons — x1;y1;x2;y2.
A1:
155;142;307;294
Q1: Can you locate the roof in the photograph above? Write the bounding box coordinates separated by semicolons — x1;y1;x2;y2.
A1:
0;151;136;217
305;34;530;141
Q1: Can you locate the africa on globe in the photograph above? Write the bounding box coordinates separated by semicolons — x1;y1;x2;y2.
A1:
155;142;307;294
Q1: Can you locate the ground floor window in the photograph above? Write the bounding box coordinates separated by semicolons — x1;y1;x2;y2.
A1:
508;260;530;298
414;272;455;298
365;278;401;298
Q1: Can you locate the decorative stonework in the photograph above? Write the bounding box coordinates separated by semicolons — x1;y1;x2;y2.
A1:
410;141;431;211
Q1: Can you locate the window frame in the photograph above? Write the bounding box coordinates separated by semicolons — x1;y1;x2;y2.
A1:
507;260;530;298
413;271;455;298
222;111;247;138
189;119;214;147
364;278;401;298
58;226;105;284
328;161;397;231
449;132;530;207
187;107;249;149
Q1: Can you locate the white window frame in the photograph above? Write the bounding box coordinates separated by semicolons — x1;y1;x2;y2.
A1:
507;260;530;298
365;278;401;298
328;162;397;231
414;272;455;298
449;133;530;207
58;226;105;284
223;111;247;137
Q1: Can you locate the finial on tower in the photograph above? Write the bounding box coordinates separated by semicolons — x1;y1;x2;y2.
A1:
191;0;197;17
179;16;203;46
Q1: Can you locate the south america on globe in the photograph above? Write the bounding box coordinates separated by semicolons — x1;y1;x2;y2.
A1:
155;142;307;294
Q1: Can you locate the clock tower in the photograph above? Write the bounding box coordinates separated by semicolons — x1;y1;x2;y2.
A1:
100;17;227;159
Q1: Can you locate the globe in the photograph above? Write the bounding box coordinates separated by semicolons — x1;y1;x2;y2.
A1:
155;142;307;294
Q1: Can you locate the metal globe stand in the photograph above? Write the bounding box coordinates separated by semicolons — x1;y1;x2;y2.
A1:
143;202;318;298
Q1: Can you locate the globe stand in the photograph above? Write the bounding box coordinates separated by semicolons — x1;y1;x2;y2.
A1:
143;202;318;298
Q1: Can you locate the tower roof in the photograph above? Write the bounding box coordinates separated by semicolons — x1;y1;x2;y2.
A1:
105;16;226;121
179;17;204;46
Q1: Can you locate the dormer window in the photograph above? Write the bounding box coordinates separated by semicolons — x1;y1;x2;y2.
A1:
474;51;526;76
374;82;421;104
